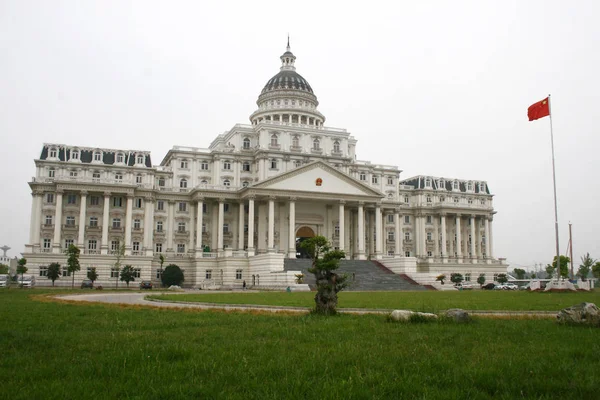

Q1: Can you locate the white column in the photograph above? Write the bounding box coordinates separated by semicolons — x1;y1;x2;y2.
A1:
375;204;382;258
433;215;439;258
217;200;224;254
52;191;63;253
456;214;462;262
267;197;275;252
167;200;175;252
357;203;365;259
338;201;345;252
238;201;245;251
124;195;133;255
440;214;447;260
484;216;490;259
195;199;204;254
288;198;296;258
188;203;195;254
144;198;154;256
394;210;401;257
77;191;87;246
247;198;255;256
101;192;110;254
488;217;494;259
29;191;42;246
470;215;476;262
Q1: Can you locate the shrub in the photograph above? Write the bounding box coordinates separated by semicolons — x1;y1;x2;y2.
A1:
161;264;184;287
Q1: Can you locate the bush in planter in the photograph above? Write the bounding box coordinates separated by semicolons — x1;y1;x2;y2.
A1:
161;264;184;287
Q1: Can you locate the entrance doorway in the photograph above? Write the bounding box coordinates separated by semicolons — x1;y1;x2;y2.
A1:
295;226;315;259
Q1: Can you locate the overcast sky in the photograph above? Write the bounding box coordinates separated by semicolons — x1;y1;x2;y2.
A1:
1;0;598;272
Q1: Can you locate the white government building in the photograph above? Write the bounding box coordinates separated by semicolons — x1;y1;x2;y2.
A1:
24;43;507;288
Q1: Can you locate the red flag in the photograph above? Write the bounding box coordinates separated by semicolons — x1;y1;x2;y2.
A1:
528;97;550;121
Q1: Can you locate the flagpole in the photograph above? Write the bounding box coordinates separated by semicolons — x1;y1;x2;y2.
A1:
548;94;560;279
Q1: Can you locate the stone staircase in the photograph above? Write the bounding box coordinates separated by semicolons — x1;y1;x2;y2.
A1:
283;259;429;291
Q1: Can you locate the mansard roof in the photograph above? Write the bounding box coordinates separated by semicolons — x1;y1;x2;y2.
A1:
400;176;491;194
39;144;152;167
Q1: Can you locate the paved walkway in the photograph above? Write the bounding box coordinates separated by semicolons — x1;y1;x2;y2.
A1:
56;292;557;318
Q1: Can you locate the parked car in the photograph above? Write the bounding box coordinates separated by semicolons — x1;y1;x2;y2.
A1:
18;275;35;288
81;279;94;289
503;283;518;290
482;283;496;290
454;283;473;290
0;274;10;288
139;281;153;290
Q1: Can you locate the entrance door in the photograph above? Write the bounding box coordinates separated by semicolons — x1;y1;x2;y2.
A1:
295;226;315;259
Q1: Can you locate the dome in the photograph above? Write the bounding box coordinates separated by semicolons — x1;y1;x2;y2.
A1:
261;70;314;94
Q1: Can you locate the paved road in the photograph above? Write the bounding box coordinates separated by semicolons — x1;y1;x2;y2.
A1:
56;292;557;318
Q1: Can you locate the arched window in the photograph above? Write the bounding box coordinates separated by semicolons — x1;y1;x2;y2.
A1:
242;181;249;188
270;159;278;169
439;179;445;189
48;168;55;178
333;140;340;153
313;138;320;150
200;179;208;185
137;154;144;165
180;178;187;188
453;180;459;191
49;148;58;158
270;134;279;146
243;138;250;149
292;136;300;147
135;174;142;184
242;162;251;172
294;160;302;168
223;179;231;187
467;181;473;191
71;149;80;160
424;178;432;188
479;182;486;192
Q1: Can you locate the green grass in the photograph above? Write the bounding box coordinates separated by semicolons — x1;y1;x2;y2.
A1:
149;289;600;312
1;289;599;399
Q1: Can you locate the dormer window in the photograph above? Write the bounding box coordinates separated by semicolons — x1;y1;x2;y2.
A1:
439;179;445;189
467;181;473;191
424;178;432;188
292;136;300;147
453;181;459;191
270;134;279;146
116;153;124;163
243;138;250;149
180;159;188;169
71;150;79;160
180;178;187;188
49;148;58;158
137;154;144;165
479;182;486;192
333;140;340;153
313;138;320;150
93;152;102;162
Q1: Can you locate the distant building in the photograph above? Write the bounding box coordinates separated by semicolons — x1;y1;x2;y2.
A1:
23;43;506;288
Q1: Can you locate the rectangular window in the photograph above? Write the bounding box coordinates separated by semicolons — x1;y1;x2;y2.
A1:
201;162;209;170
46;193;54;203
69;170;78;178
224;203;230;212
202;203;207;213
223;224;229;234
112;218;121;228
405;232;411;241
465;273;471;282
133;268;141;278
157;200;164;211
45;215;53;225
88;240;97;250
202;223;206;233
404;195;409;203
65;239;74;249
113;197;123;207
426;215;432;224
89;217;98;227
62;268;71;277
48;169;55;178
427;251;433;257
111;268;119;278
156;269;162;279
111;240;120;251
92;172;101;181
132;242;140;251
90;196;99;206
136;175;143;184
67;194;77;204
405;251;411;257
404;215;410;224
65;216;75;226
39;266;48;277
156;221;163;232
236;269;242;280
134;219;141;229
155;243;162;253
387;231;395;241
177;244;185;253
387;177;394;185
205;270;212;279
334;225;340;237
427;232;432;241
134;198;143;208
43;239;52;249
359;173;366;181
178;222;186;232
178;202;187;212
371;175;378;184
387;214;394;223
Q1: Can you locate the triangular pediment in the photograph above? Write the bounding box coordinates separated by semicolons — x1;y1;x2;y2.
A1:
252;161;384;198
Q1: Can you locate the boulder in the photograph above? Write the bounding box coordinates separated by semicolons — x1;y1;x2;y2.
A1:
168;285;184;291
557;302;600;326
444;308;471;323
389;310;438;322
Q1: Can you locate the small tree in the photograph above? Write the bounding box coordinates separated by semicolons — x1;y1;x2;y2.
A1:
120;265;136;288
435;274;446;285
65;244;81;289
547;255;569;279
497;273;508;284
161;264;184;287
87;267;98;286
592;262;600;280
158;254;165;284
531;273;536;279
16;258;28;286
578;253;595;281
450;273;464;285
477;273;485;287
301;236;348;315
0;264;8;274
113;244;126;289
513;268;526;280
47;263;61;287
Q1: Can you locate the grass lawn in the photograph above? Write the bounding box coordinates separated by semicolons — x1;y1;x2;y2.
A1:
1;289;599;399
149;289;600;312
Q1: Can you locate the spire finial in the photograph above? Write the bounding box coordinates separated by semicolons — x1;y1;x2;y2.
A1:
287;34;290;51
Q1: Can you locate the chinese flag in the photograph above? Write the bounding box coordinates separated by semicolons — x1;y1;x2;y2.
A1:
528;97;550;121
